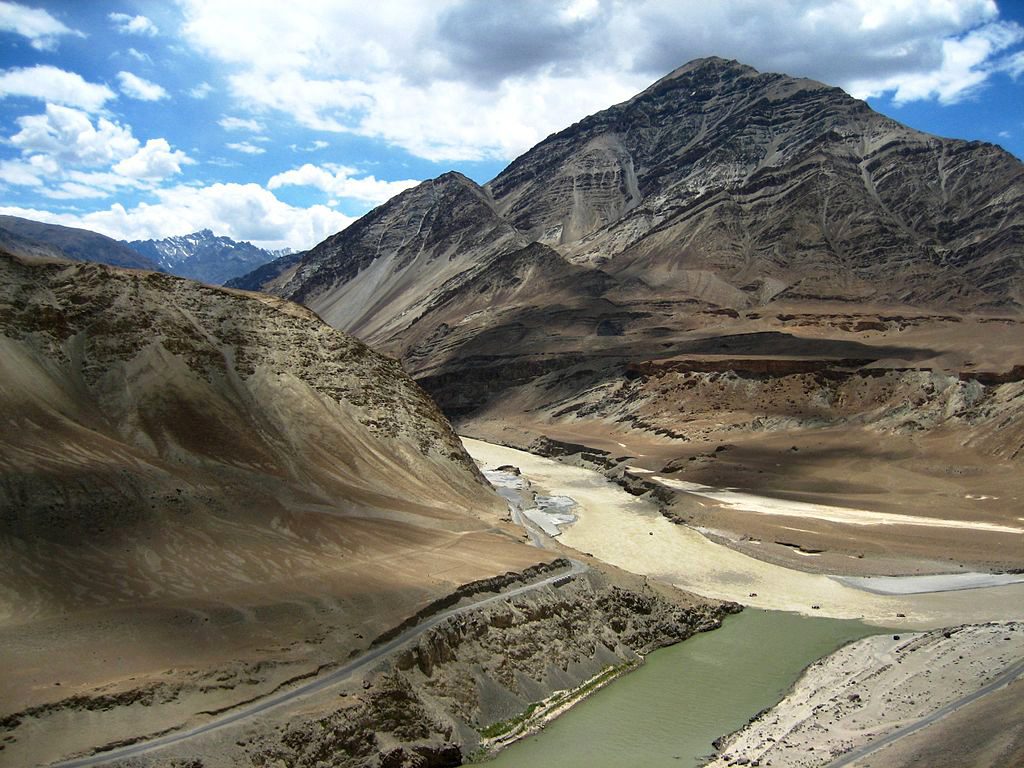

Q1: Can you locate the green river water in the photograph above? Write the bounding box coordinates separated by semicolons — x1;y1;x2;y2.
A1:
473;608;878;768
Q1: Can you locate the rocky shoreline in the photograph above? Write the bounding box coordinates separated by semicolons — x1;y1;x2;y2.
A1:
704;622;1024;768
125;564;736;767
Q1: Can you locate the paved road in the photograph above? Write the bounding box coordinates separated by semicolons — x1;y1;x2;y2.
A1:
827;654;1024;767
52;559;587;767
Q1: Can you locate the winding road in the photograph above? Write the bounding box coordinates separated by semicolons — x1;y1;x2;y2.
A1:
827;655;1024;767
52;558;587;767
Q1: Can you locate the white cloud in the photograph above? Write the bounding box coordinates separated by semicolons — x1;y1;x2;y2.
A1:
226;141;266;155
848;21;1024;103
290;140;330;152
0;1;82;50
113;139;193;179
178;0;1022;162
108;12;158;37
219;116;264;132
2;105;191;199
999;48;1024;78
117;70;169;101
11;105;140;167
268;163;419;204
0;158;46;186
189;81;214;99
0;65;115;112
0;183;353;250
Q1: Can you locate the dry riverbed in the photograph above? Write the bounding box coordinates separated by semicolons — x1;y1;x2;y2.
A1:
463;438;1024;628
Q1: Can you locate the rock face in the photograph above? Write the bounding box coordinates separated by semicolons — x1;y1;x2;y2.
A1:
277;171;527;345
241;569;733;768
0;214;160;271
125;228;287;285
486;57;1023;310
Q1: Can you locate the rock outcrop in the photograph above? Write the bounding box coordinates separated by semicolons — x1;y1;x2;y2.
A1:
242;569;735;768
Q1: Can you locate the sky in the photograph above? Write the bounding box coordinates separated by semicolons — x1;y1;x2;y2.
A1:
0;1;1022;251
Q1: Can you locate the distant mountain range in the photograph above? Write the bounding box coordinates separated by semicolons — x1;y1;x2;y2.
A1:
0;216;290;286
0;214;161;271
123;229;292;285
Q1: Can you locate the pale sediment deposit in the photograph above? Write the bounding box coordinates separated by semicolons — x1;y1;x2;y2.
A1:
705;623;1024;768
464;438;1024;628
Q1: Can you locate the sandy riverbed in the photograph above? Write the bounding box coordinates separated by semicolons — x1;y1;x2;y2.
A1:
704;623;1024;768
464;439;1024;628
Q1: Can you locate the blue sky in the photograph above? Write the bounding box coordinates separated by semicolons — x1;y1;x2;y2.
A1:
1;0;1023;250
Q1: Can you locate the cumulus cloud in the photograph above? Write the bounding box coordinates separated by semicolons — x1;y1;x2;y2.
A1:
113;139;193;179
0;183;353;250
268;163;419;204
2;104;192;199
0;157;49;186
11;105;140;167
117;71;169;101
109;12;159;37
0;65;116;112
847;20;1024;103
0;1;82;50
178;0;1023;162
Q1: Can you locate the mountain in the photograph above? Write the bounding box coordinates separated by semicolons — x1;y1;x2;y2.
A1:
0;248;532;762
0;214;161;271
0;248;729;766
125;228;288;284
269;56;1023;392
486;56;1022;313
262;56;1024;576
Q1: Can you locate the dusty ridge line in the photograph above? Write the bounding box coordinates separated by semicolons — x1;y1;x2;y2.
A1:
826;655;1024;768
50;559;587;768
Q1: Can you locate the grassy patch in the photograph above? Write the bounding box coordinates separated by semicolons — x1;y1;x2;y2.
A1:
477;660;639;743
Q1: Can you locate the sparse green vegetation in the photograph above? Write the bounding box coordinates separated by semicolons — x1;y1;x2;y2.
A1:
476;660;639;745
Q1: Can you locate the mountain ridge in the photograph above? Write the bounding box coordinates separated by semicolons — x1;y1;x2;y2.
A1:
125;229;290;285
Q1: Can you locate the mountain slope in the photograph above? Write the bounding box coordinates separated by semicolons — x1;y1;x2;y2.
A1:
0;214;160;271
485;56;1023;308
276;171;527;349
0;249;556;764
261;57;1024;577
125;228;287;284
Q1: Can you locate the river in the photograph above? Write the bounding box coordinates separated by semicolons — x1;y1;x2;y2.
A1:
473;609;875;768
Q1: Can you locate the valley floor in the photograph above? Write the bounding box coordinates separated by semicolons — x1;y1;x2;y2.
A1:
462;438;1024;628
463;437;1024;767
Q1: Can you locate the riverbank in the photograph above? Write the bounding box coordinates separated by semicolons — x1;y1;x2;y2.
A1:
463;438;1024;628
471;658;640;759
472;609;876;768
705;622;1024;767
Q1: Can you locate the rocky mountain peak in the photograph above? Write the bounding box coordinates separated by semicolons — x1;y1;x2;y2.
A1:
260;55;1022;388
124;230;282;286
